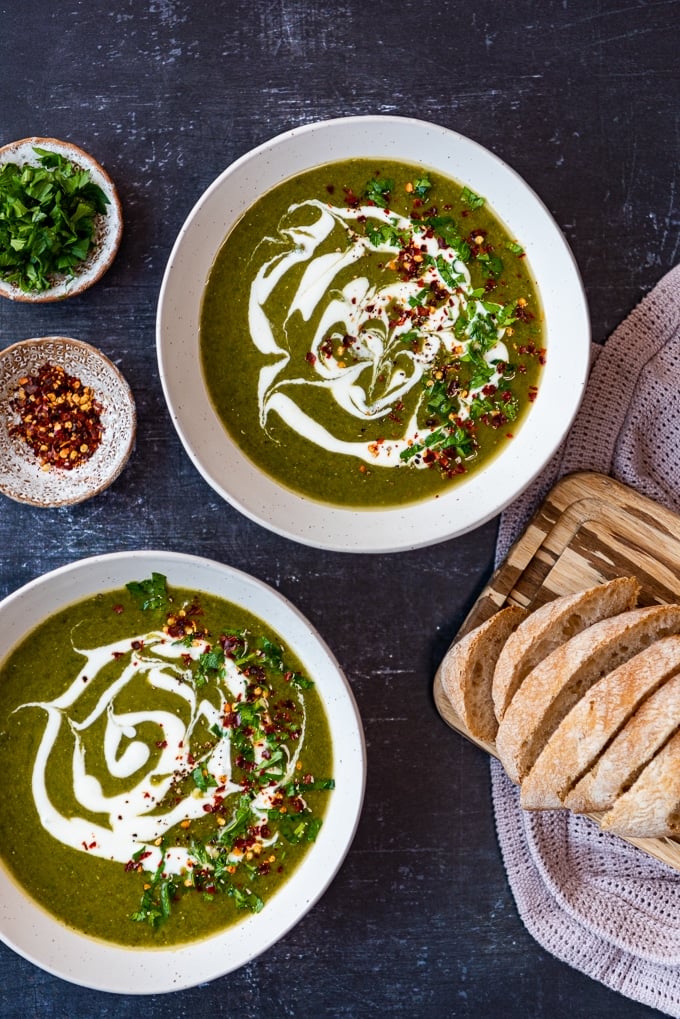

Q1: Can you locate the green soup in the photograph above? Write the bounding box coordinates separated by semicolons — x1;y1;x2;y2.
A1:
200;159;545;508
0;575;333;947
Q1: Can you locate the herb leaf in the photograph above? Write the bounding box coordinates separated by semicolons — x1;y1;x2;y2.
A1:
412;175;431;198
126;573;169;612
461;185;485;210
364;177;394;208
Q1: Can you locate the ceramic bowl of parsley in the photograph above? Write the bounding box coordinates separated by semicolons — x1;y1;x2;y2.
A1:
0;137;123;302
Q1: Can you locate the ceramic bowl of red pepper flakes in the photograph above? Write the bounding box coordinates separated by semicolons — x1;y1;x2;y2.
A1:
0;336;136;506
0;137;123;303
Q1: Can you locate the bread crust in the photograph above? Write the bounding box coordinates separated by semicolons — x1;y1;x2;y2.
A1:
600;729;680;838
495;604;680;785
439;603;527;742
565;671;680;813
520;636;680;810
492;576;640;722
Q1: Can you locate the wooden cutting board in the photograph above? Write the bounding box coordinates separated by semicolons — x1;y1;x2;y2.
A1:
434;470;680;872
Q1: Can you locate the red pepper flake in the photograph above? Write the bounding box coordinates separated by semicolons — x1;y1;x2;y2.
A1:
9;362;103;471
305;351;317;366
112;604;124;615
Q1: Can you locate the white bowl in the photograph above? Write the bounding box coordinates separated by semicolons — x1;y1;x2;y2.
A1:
0;550;365;994
0;336;136;506
157;116;590;553
0;137;123;302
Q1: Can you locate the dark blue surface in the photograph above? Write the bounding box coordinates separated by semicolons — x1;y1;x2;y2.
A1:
0;1;678;1016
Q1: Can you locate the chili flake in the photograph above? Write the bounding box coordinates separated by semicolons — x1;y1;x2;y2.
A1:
9;362;103;471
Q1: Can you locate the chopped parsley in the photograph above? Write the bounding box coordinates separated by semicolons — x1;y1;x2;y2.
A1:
125;578;333;930
364;177;393;208
461;185;485;210
0;147;109;293
126;572;169;612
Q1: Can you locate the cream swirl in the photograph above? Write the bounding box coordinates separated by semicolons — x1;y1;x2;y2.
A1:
247;200;509;467
17;632;304;876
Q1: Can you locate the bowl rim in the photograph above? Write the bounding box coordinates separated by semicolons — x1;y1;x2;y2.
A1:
0;335;136;507
0;549;366;994
0;136;123;303
157;114;591;553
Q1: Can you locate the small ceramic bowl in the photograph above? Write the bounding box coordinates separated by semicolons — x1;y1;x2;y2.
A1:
0;137;123;302
0;336;136;506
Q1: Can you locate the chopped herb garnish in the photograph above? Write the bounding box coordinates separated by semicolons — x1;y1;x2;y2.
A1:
365;220;405;248
476;252;504;278
192;765;218;792
434;254;464;289
408;287;430;308
461;185;485;210
364;177;394;208
195;647;224;686
412;175;431;198
290;671;314;689
130;855;179;929
126;573;169;612
124;586;332;931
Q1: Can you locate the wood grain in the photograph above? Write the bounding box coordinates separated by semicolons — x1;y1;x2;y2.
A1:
434;470;680;873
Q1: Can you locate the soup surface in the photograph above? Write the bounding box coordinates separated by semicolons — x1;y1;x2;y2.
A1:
201;159;545;507
0;574;333;946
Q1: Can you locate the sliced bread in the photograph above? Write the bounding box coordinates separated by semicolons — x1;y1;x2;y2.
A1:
565;670;680;813
600;729;680;838
520;635;680;809
439;603;528;742
495;604;680;785
492;576;640;722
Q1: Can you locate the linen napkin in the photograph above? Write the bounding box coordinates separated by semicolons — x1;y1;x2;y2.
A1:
491;262;680;1017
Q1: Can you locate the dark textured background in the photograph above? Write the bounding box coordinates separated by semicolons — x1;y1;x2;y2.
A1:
0;1;678;1016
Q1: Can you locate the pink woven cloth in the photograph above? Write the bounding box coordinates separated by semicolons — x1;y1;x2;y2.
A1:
492;263;680;1016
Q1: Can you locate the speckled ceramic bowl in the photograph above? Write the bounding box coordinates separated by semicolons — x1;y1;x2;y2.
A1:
0;137;123;302
0;550;366;993
157;115;590;552
0;336;136;506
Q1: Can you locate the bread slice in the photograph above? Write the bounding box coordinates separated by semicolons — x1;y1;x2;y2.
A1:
565;670;680;813
600;729;680;838
492;576;640;722
520;635;680;809
495;604;680;785
439;603;528;742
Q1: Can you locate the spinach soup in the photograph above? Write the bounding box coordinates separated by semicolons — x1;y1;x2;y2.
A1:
200;159;545;508
0;573;333;947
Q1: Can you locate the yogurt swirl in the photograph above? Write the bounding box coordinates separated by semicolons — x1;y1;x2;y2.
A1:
248;199;510;468
17;630;304;877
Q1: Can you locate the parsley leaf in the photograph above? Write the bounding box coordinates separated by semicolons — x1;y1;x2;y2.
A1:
192;765;217;792
476;252;504;278
195;647;224;686
461;186;485;210
364;177;394;208
365;220;405;248
412;175;431;198
126;573;169;612
408;287;430;308
434;254;464;289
